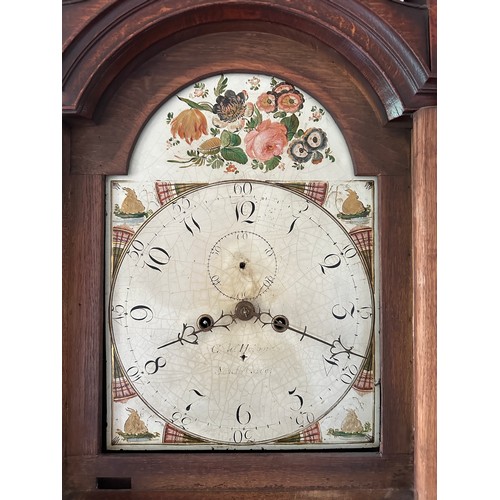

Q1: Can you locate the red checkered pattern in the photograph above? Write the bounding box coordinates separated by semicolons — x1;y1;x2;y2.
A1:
112;225;135;273
112;376;137;402
277;182;329;206
302;181;328;206
349;226;373;253
299;422;322;443
354;369;374;393
112;225;135;247
349;226;373;281
162;424;202;444
155;181;177;206
155;181;209;205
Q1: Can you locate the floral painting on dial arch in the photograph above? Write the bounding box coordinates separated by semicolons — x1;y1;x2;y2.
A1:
165;75;335;175
106;73;379;450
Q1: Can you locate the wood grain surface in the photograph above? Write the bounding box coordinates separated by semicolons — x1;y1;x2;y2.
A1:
62;0;436;123
69;31;411;178
412;107;437;500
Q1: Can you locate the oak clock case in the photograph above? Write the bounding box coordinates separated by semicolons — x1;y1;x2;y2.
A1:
106;74;379;450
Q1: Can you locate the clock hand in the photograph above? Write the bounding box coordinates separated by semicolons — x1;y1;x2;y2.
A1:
255;310;368;361
157;311;235;350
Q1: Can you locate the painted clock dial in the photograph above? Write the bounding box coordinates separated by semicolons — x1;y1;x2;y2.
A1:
110;180;374;445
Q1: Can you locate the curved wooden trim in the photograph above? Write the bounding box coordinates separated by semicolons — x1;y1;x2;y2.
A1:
67;31;411;177
62;0;436;123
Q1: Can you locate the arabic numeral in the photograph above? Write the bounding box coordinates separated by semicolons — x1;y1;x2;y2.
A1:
287;200;309;233
319;253;341;274
126;365;141;382
144;356;166;375
262;275;274;288
332;303;372;320
233;429;253;443
287;216;299;234
171;411;191;429
323;354;339;369
210;274;221;286
171;198;201;235
172;197;191;214
233;182;253;195
183;214;201;235
127;240;145;260
288;388;304;411
340;364;358;384
341;243;357;259
130;304;154;322
144;246;171;272
293;199;310;217
358;306;373;319
111;304;126;324
295;411;314;427
236;403;252;425
185;389;206;411
127;240;171;271
332;302;355;320
235;201;256;224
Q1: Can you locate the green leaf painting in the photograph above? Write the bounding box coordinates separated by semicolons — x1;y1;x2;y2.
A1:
220;146;248;164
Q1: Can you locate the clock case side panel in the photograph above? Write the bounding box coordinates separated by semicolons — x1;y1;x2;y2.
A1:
412;106;437;499
63;122;105;460
377;174;414;455
62;20;424;500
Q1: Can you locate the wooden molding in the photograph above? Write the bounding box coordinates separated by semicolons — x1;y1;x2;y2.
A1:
62;0;436;124
67;31;411;177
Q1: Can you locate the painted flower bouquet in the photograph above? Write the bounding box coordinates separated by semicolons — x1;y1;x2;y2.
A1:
167;75;335;173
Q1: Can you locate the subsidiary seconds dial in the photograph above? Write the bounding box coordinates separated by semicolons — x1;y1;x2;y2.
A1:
208;230;277;300
110;180;374;445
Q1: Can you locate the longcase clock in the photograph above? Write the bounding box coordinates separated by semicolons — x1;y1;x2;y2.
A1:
63;1;436;498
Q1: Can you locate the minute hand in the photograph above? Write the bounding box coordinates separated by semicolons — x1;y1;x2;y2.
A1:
258;312;367;360
286;324;334;348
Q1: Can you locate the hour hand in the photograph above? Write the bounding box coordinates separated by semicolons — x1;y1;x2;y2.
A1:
157;311;235;350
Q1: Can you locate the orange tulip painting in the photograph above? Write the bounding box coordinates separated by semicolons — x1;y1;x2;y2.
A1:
170;108;208;144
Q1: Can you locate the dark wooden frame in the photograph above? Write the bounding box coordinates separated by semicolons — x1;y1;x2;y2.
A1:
63;1;436;498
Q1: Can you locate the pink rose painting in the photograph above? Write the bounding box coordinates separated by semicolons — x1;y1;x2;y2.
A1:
244;119;288;162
